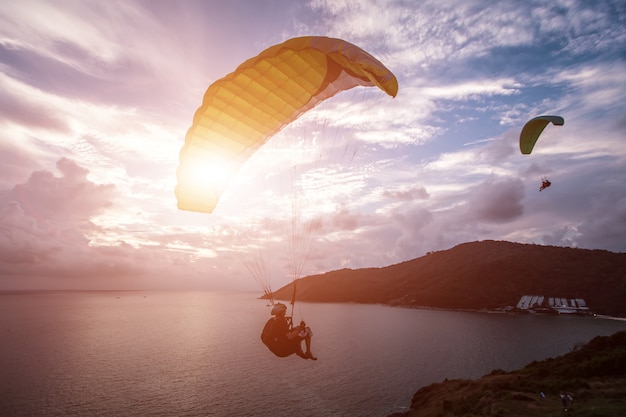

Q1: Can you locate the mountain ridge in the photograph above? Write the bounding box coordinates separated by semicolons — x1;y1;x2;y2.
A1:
268;240;626;317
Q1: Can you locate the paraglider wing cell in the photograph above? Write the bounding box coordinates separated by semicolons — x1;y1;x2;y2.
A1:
176;36;398;213
519;115;564;155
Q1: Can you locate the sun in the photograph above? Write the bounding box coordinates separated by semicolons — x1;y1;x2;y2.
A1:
175;149;239;213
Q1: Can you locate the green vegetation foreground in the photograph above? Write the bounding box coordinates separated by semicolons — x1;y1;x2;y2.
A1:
390;331;626;417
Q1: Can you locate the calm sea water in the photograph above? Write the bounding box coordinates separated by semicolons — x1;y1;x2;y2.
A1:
1;291;625;417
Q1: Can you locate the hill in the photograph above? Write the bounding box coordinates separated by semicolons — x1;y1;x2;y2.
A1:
388;330;626;417
268;240;626;317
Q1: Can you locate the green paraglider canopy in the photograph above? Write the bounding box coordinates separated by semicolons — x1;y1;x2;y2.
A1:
519;115;564;155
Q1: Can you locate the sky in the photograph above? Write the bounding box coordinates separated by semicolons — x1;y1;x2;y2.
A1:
1;0;625;291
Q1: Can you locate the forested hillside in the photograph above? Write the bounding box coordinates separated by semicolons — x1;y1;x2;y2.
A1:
268;240;626;316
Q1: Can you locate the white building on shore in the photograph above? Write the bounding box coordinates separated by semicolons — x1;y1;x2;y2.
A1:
516;295;590;314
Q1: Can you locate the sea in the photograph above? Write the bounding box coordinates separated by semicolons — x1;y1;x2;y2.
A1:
1;291;625;417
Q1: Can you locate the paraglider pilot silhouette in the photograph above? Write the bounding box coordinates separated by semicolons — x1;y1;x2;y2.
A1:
539;176;551;192
261;303;317;360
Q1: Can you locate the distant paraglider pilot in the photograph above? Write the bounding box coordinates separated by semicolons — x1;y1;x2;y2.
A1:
539;177;551;192
261;303;317;360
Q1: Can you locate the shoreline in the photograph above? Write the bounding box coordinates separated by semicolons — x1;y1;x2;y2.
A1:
269;296;626;320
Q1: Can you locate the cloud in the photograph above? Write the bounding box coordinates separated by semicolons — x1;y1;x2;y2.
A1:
552;62;626;113
391;205;435;260
0;1;212;117
0;139;45;189
0;74;69;132
573;186;626;253
466;177;525;223
542;226;577;247
9;157;114;223
308;0;612;72
1;0;625;291
0;159;116;280
0;158;241;289
383;186;430;202
421;79;520;101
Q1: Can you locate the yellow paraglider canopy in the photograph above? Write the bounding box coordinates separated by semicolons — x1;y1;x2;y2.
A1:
519;115;564;155
176;36;398;213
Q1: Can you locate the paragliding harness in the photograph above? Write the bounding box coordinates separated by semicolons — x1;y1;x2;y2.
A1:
539;176;551;192
261;313;302;357
260;284;299;357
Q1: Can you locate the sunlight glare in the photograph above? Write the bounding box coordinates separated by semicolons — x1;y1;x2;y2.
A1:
177;148;240;211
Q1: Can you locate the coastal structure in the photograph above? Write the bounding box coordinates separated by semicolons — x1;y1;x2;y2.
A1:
515;295;590;315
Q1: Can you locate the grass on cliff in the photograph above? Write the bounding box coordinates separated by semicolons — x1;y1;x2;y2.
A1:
391;331;626;417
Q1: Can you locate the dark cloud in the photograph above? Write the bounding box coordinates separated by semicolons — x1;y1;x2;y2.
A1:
393;205;435;260
299;177;526;272
383;177;528;258
329;206;360;231
574;194;626;253
522;161;553;178
466;177;525;223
